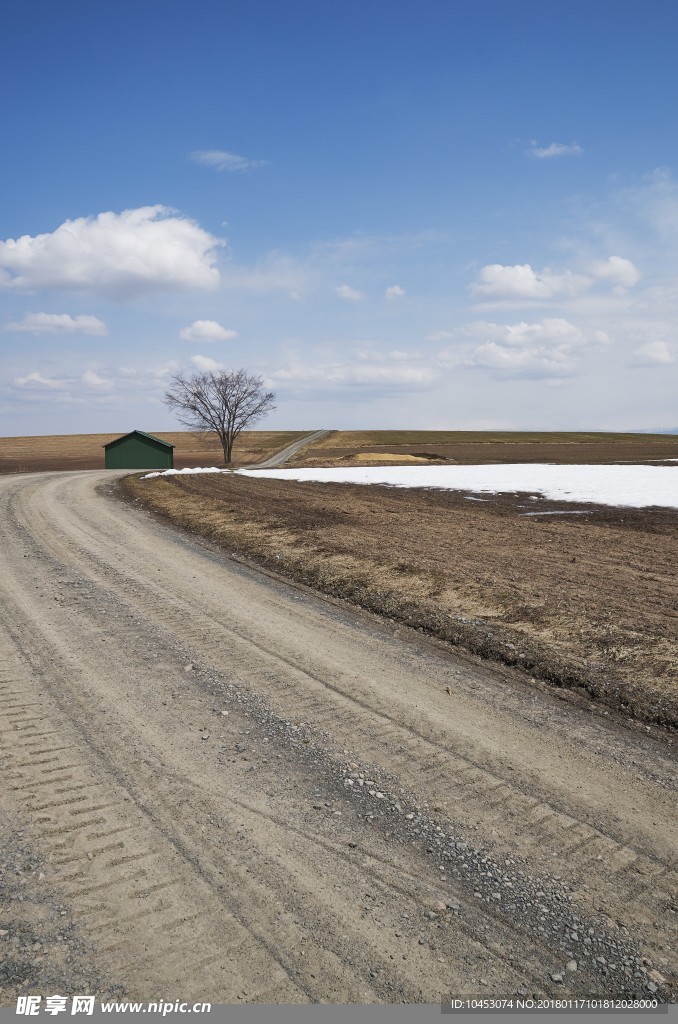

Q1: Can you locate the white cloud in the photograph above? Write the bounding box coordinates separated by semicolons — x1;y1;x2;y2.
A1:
589;255;641;289
470;263;591;300
632;340;674;366
179;319;238;343
14;371;71;389
335;284;365;302
82;369;113;389
385;284;405;300
191;150;266;172
526;141;583;159
443;318;608;379
191;354;222;372
3;312;108;335
0;206;222;299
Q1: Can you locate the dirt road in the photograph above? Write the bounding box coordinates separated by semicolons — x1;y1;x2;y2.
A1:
0;471;675;1005
255;429;331;468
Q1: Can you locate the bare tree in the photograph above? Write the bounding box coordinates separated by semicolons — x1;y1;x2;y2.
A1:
163;369;276;465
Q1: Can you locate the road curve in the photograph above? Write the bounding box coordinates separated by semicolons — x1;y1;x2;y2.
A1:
0;470;675;1004
254;429;331;468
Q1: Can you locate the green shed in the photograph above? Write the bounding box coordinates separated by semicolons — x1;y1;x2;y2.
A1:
104;430;175;470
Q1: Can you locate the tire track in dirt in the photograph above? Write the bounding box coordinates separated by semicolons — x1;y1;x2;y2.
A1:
0;471;675;1002
15;473;676;954
0;635;312;1004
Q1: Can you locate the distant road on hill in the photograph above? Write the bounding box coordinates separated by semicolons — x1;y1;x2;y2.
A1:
255;428;331;468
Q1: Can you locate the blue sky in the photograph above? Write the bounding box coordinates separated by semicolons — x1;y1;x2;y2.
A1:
1;0;677;434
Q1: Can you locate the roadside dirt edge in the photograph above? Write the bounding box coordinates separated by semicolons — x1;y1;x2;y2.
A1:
118;474;677;732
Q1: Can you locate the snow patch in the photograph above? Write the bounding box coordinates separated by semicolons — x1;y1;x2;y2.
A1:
237;464;678;510
142;466;227;479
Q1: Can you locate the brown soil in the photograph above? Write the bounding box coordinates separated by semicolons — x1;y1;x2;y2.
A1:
1;470;675;1004
0;431;306;474
292;433;678;467
124;472;678;729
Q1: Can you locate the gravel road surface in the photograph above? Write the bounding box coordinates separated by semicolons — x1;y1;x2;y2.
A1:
0;471;675;1005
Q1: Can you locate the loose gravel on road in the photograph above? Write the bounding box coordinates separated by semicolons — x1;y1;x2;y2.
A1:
0;470;675;1005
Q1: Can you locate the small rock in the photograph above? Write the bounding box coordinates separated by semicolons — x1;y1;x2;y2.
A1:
0;929;9;937
550;973;564;984
649;969;666;985
184;664;195;673
431;900;447;913
201;734;209;741
221;711;229;716
566;961;577;972
647;982;658;993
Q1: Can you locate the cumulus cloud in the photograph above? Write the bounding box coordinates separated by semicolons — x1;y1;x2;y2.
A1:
470;263;591;300
385;284;405;300
0;206;222;299
632;340;674;366
443;318;608;378
3;312;108;335
191;150;266;172
526;141;583;159
179;319;238;343
589;256;641;289
335;284;365;301
191;354;222;372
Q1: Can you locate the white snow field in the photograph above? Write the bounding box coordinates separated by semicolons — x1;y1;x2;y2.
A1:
143;463;678;509
239;464;678;510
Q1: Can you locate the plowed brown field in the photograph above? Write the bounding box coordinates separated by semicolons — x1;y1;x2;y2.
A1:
124;471;678;728
0;430;306;474
292;430;678;466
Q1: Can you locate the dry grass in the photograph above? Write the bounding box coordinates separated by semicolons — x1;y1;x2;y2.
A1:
0;430;306;473
122;471;678;729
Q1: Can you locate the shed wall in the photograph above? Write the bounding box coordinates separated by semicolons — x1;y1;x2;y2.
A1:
105;436;174;469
